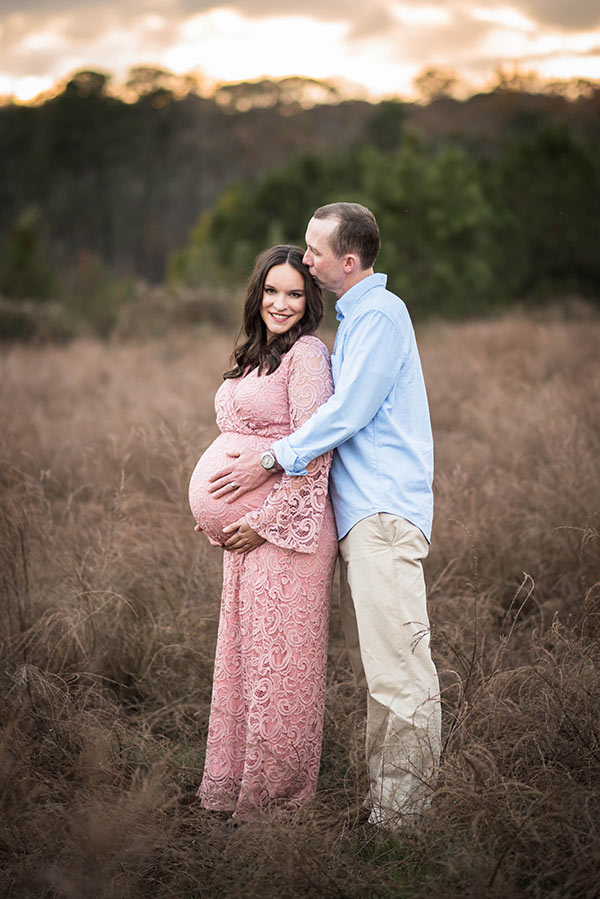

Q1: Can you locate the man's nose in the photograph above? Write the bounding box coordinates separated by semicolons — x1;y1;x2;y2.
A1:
302;249;312;265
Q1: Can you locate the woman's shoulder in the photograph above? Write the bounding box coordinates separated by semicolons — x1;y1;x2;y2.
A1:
290;334;331;361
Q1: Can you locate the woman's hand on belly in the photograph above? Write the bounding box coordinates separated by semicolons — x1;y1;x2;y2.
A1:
188;434;278;544
194;523;223;548
222;516;266;554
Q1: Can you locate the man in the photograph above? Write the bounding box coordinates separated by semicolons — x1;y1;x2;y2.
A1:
210;202;441;828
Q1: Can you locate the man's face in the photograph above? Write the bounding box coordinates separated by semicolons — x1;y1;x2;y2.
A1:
302;216;346;297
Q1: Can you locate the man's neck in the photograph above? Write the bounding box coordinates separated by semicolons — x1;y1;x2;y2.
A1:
335;268;374;300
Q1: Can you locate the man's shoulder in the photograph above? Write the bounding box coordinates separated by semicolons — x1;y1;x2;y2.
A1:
355;283;410;328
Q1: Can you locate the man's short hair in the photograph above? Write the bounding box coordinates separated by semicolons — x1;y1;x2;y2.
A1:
313;202;380;269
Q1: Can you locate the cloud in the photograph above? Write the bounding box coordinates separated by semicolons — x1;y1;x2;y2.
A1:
0;0;598;100
0;7;178;85
175;0;400;40
174;0;360;22
359;8;494;68
518;1;600;31
3;0;600;37
354;0;600;31
3;0;600;25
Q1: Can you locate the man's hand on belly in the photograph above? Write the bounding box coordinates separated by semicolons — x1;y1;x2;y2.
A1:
208;449;275;502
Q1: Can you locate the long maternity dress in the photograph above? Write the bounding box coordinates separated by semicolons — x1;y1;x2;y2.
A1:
193;335;338;813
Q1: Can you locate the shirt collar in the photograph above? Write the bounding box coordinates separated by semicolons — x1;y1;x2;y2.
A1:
335;273;388;321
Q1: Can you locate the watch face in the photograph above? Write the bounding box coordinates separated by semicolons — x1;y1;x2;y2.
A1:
261;451;275;470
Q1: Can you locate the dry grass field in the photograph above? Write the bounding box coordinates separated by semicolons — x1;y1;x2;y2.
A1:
1;308;599;898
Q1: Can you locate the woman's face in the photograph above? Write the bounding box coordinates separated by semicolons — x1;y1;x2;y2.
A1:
260;262;307;343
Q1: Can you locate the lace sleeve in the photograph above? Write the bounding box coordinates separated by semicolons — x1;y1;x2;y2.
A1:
246;337;333;553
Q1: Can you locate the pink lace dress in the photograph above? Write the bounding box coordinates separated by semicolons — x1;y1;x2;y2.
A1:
194;335;338;813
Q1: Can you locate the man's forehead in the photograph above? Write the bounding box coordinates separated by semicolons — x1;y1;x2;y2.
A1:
306;216;337;245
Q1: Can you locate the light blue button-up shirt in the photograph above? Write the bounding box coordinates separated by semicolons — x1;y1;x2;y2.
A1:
272;273;434;541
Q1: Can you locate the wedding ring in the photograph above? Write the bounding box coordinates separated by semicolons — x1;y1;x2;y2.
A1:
230;481;237;489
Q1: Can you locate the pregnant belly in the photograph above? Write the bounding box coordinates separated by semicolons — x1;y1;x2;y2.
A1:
188;432;279;545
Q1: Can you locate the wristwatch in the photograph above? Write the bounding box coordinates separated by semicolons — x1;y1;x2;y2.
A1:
260;449;277;471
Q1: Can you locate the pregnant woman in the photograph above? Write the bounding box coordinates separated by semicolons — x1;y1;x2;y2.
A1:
189;245;337;816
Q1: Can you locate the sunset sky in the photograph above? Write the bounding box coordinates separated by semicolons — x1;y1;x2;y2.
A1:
1;1;599;102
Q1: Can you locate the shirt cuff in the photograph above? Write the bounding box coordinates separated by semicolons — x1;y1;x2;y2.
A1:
271;437;308;476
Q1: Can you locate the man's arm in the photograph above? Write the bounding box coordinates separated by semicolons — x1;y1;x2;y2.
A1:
209;310;404;500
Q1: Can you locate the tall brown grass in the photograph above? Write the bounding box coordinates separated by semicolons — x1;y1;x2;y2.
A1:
1;310;599;898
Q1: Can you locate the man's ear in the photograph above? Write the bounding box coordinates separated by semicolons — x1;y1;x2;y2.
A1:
343;254;359;273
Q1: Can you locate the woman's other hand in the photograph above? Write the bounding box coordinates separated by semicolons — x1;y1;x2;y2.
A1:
195;524;223;548
222;516;266;553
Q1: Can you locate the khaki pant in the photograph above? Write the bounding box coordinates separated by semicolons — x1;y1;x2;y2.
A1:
339;513;441;827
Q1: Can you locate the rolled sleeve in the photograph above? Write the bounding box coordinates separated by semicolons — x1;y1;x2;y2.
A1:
272;436;308;476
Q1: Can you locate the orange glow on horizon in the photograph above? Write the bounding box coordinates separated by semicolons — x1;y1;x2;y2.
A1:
0;5;599;105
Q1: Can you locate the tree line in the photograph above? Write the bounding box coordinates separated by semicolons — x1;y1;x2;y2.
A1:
173;126;599;320
0;70;599;335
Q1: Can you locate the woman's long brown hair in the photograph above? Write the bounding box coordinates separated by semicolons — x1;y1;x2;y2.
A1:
224;245;324;379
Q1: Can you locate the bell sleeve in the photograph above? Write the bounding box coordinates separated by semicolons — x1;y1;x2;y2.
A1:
245;337;333;553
